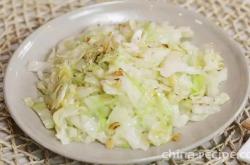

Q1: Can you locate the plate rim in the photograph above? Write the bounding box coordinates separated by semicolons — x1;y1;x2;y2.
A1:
4;0;250;164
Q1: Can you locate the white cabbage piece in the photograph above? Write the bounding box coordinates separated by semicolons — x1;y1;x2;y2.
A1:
172;105;189;128
190;104;221;121
24;98;54;129
160;53;201;77
108;105;149;150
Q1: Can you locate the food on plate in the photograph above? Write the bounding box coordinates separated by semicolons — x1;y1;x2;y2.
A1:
25;21;229;150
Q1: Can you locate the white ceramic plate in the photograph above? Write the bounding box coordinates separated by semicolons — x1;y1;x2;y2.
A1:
4;1;249;164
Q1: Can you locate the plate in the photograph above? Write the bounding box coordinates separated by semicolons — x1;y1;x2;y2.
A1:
4;1;249;164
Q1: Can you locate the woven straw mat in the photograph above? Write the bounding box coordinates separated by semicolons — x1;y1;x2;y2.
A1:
0;0;249;164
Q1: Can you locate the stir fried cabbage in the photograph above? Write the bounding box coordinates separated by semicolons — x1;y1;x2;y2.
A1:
25;21;229;150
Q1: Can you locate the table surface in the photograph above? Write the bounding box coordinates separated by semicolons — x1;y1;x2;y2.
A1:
0;0;249;164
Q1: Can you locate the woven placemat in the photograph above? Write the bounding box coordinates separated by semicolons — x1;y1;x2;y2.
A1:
0;0;249;164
